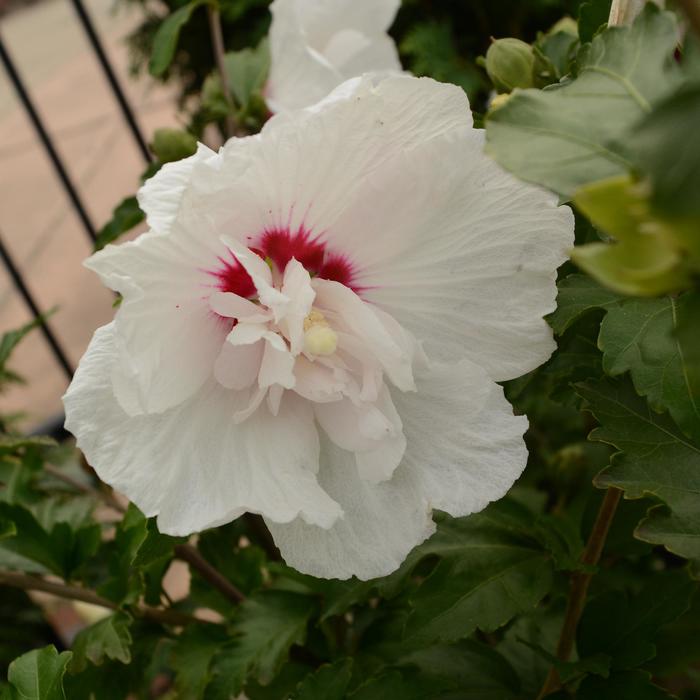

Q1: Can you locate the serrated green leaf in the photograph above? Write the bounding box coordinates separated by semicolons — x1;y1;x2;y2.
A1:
7;646;72;700
149;0;208;77
576;669;674;698
397;640;521;699
599;294;700;442
534;513;585;571
0;503;99;578
577;377;700;570
401;500;553;644
348;669;451;700
70;613;133;673
205;591;316;699
578;0;612;44
578;572;696;669
485;6;681;197
94;197;144;252
292;658;353;700
547;274;622;335
621;83;700;220
676;291;700;409
171;624;229;700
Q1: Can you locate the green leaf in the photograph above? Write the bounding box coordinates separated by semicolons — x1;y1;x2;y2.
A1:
576;669;674;699
292;658;353;700
189;524;264;616
0;589;59;675
599;294;700;442
70;613;133;673
0;314;55;386
578;0;612;44
205;591;316;698
97;504;182;605
0;517;15;540
0;503;100;579
485;6;680;198
94;197;144;251
548;274;623;335
348;669;451;700
621;83;700;219
577;572;696;669
397;640;522;699
401;500;553;644
571;175;693;296
149;0;208;77
7;646;72;700
223;40;270;109
401;21;483;97
577;377;700;570
171;624;229;700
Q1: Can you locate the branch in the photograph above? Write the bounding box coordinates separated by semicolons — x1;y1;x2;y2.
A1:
537;487;623;698
206;3;236;138
174;543;245;603
0;569;208;627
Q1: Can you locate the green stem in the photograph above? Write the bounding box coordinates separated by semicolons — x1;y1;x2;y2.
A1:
537;487;622;698
206;3;236;138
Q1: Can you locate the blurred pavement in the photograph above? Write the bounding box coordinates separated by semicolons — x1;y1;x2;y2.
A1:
0;0;180;427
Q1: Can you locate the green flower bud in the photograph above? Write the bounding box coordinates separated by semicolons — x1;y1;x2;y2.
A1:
484;38;535;93
150;128;198;164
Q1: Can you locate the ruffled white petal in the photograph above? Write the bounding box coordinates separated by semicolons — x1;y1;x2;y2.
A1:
314;385;405;483
64;324;342;534
85;231;226;414
327;127;574;382
214;340;263;390
314;279;415;392
267;0;401;112
393;360;529;517
266;435;434;580
138;143;219;234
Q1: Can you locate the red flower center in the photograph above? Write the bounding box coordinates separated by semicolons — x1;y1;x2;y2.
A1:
210;226;356;298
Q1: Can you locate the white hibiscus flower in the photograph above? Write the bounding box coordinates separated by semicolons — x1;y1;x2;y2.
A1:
63;75;574;581
266;0;402;112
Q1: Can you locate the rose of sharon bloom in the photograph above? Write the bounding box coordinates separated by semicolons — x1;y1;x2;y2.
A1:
266;0;401;112
63;75;574;580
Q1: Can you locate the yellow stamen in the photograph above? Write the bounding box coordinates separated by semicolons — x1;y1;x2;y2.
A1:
303;309;338;356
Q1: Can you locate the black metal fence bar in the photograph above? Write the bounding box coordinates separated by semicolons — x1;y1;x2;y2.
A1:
0;34;98;244
69;0;153;165
0;231;74;381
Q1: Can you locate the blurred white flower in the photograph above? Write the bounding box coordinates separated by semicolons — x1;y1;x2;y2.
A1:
266;0;402;112
64;75;573;580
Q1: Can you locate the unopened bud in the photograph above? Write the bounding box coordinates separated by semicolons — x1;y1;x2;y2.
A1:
484;38;535;93
150;128;198;164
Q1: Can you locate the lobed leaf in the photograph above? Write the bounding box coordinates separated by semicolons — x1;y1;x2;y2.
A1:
485;6;681;197
7;646;72;700
577;377;700;571
400;500;553;644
